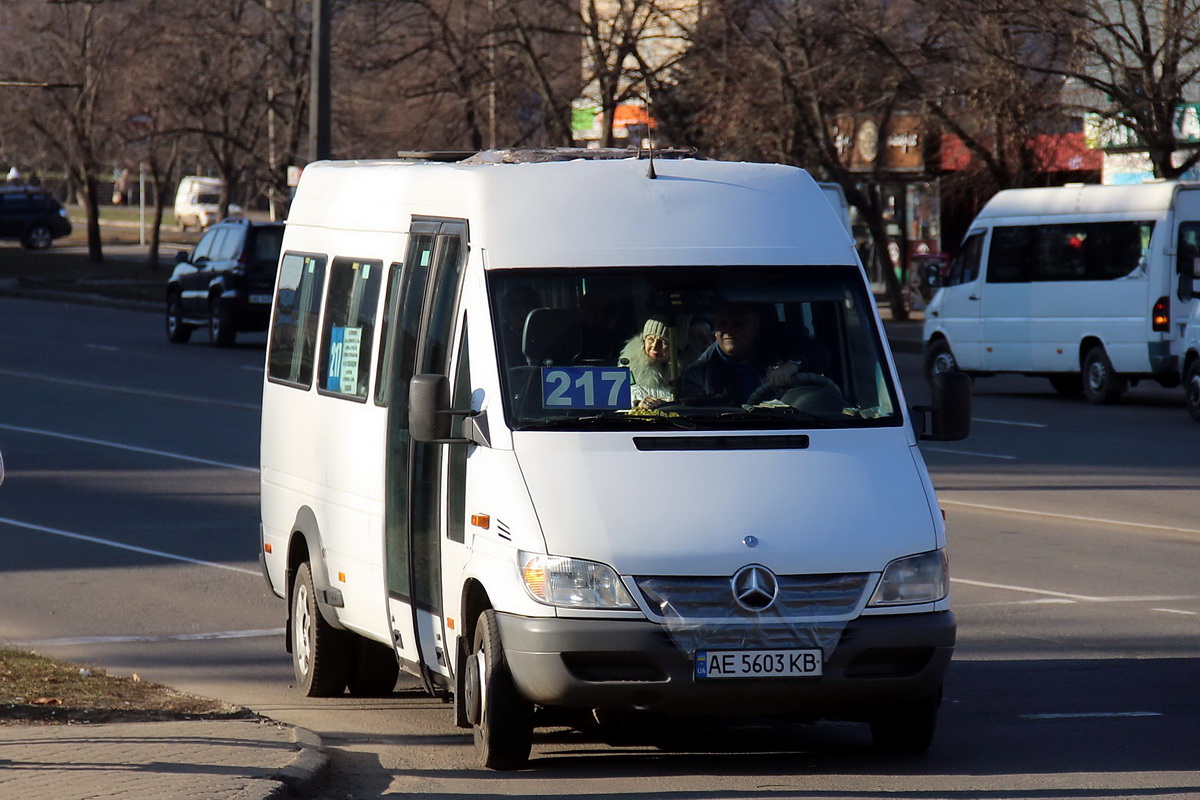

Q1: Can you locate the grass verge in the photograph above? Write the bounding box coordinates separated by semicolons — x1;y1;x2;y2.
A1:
0;647;249;726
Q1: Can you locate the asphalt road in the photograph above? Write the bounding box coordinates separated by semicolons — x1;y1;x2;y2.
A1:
1;296;1198;799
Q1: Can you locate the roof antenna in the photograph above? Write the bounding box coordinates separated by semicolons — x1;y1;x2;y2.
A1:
644;92;657;179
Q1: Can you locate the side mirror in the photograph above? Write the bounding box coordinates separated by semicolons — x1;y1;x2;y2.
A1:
175;250;189;264
409;374;488;445
913;371;971;442
410;374;453;442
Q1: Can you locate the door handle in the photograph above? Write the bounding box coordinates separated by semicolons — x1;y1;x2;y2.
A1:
968;294;980;301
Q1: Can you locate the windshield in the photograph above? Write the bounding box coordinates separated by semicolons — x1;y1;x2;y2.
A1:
489;265;901;431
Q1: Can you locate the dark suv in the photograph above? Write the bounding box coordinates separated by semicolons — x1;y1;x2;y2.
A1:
0;186;72;249
166;217;284;346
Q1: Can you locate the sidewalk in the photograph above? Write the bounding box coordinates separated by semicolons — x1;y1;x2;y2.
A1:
0;718;327;800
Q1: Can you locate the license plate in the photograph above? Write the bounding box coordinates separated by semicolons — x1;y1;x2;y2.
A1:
694;649;823;679
249;294;273;305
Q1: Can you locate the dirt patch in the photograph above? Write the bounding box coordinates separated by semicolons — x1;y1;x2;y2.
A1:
0;647;252;726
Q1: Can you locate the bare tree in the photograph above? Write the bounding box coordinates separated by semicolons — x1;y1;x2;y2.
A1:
0;0;144;264
999;0;1200;179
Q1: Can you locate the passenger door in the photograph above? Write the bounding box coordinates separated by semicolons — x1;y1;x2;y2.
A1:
179;227;221;316
383;219;468;688
935;231;986;370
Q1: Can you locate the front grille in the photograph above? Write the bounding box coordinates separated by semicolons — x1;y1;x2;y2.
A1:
635;573;870;622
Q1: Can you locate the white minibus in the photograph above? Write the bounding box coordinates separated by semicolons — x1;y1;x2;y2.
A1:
923;181;1200;403
259;150;969;769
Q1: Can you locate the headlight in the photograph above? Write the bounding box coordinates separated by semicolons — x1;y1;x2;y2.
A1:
869;550;949;606
519;552;636;609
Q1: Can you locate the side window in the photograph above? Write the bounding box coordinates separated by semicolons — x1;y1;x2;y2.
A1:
987;226;1032;283
374;262;404;407
192;228;220;262
446;317;470;544
212;227;241;261
948;232;984;285
267;252;327;387
1178;222;1200;287
318;257;383;400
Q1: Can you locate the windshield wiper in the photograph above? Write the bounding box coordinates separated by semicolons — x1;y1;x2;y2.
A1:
711;406;840;428
516;412;698;431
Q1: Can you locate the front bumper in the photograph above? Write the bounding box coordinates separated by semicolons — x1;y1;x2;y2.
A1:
496;610;955;718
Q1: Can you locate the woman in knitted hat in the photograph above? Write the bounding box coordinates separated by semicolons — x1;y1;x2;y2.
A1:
618;316;676;409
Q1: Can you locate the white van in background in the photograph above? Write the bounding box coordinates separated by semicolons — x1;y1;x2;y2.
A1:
924;181;1200;403
259;150;970;769
818;181;853;237
173;175;242;231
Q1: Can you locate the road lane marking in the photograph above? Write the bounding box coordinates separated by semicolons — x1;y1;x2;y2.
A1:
923;446;1016;460
0;368;259;410
84;344;120;352
14;629;284;647
0;423;258;472
942;499;1200;536
1020;712;1162;720
952;577;1198;604
973;417;1048;428
1153;608;1198;616
0;516;260;576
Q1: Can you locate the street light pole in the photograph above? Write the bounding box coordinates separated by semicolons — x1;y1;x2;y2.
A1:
309;0;331;162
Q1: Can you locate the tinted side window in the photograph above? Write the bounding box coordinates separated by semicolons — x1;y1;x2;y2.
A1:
1;193;32;212
986;226;1032;283
318;257;383;400
988;222;1154;284
212;227;242;260
268;252;327;387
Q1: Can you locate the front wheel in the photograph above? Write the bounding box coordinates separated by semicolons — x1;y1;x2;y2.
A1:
869;687;941;754
1082;345;1126;404
1185;360;1200;423
468;609;533;770
924;339;958;386
291;562;351;697
166;294;192;343
23;224;53;249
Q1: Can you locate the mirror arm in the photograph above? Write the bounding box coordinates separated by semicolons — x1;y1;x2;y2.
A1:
427;408;489;447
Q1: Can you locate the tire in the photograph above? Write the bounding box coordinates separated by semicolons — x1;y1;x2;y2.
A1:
345;637;400;697
1048;374;1082;396
208;298;237;347
23;224;53;250
870;687;941;755
1185;360;1200;423
924;338;958;386
166;294;192;343
1082;345;1126;405
291;562;351;697
469;609;533;770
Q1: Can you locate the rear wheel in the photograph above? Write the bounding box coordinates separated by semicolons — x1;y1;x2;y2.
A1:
469;609;533;770
1185;360;1200;423
23;224;53;250
208;298;237;347
1082;345;1126;404
291;562;351;697
166;294;192;343
870;687;941;755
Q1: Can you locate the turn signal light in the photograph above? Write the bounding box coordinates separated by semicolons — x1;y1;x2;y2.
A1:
1153;297;1169;332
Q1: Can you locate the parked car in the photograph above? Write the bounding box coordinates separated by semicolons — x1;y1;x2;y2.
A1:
0;185;72;249
173;175;242;231
166;217;284;346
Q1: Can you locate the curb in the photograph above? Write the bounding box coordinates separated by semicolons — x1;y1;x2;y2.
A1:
265;726;329;800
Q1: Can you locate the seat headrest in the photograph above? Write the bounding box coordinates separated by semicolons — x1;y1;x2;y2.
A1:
522;308;581;365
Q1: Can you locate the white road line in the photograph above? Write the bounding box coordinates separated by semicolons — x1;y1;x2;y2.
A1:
942;499;1200;536
1153;608;1198;616
13;629;284;647
952;577;1199;604
0;423;258;473
0;368;259;411
84;344;120;352
973;417;1048;428
923;446;1016;460
1020;712;1162;720
0;516;260;576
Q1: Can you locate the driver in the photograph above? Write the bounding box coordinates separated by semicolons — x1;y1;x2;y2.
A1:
680;302;805;405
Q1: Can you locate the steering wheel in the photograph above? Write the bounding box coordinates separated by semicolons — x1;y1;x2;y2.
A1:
744;372;844;409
